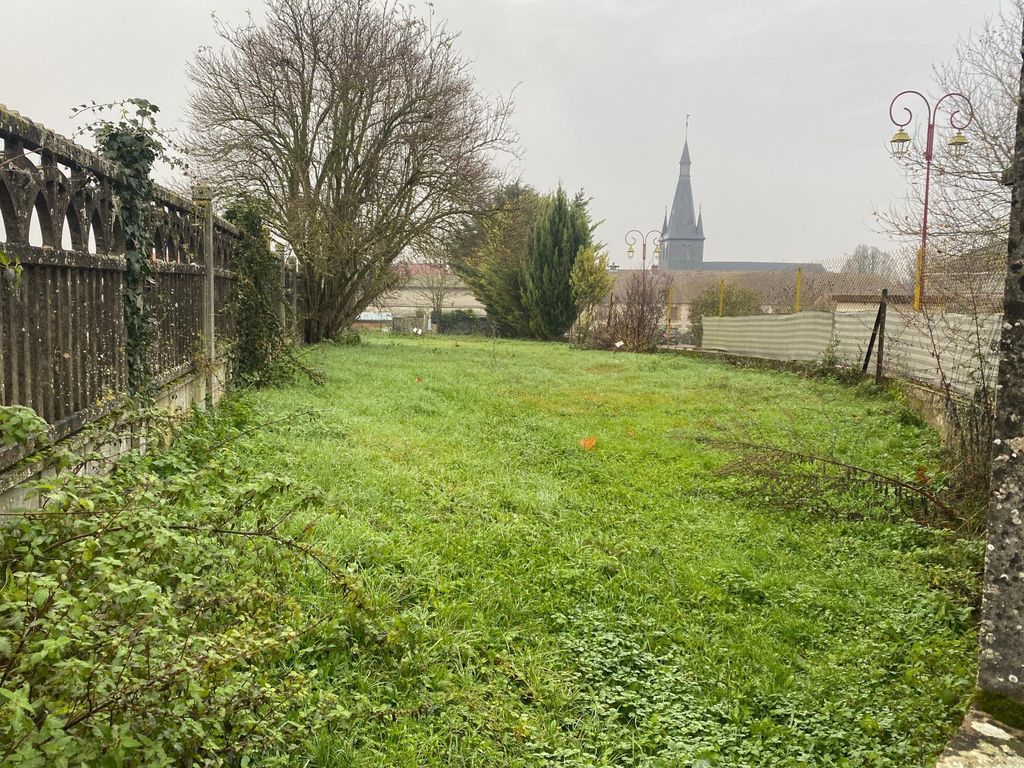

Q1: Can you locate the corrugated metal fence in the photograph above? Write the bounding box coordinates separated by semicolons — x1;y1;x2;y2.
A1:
703;310;1001;392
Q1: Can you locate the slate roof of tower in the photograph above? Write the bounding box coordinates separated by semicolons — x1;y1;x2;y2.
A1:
666;140;701;241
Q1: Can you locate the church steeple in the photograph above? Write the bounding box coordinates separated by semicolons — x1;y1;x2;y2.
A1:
667;141;697;238
661;130;705;270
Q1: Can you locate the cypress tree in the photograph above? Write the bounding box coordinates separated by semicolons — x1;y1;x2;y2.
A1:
521;186;592;339
451;184;540;337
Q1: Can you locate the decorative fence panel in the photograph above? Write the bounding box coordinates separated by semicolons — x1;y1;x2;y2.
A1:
1;246;127;427
151;264;204;383
0;105;243;470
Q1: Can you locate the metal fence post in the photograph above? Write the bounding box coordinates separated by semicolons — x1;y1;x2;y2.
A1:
875;289;887;385
861;288;888;379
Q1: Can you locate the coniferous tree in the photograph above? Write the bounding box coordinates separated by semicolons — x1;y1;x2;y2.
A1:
451;184;541;336
521;187;593;340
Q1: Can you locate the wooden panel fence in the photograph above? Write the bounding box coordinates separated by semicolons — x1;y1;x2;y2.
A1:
0;104;251;471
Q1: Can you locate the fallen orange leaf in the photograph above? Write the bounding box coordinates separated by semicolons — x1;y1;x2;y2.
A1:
415;376;423;383
626;429;636;438
579;436;597;451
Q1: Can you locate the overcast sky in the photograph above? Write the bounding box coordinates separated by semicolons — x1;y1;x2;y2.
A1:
3;0;1006;265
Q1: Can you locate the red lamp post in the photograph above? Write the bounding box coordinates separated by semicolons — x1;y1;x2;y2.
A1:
888;90;974;311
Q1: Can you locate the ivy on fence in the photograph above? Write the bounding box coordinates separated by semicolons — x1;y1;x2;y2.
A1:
226;198;320;387
85;99;163;394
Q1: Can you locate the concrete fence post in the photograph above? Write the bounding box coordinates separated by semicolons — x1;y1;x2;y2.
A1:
977;23;1024;723
275;242;287;331
193;185;215;402
293;262;300;343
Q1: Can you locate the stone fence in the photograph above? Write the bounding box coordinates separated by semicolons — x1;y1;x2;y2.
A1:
0;104;259;476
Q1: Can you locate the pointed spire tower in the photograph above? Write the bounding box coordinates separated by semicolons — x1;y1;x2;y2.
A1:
661;130;705;270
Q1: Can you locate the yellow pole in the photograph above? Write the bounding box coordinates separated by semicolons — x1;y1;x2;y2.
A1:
913;246;924;311
718;278;725;317
794;267;802;313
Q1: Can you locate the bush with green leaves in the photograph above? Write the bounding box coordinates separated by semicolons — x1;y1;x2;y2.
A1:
437;309;487;335
451;184;540;338
0;406;48;450
224;198;318;387
334;328;362;346
0;402;352;766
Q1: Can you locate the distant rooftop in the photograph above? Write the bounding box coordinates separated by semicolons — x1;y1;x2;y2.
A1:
693;261;826;273
612;269;891;308
357;311;393;322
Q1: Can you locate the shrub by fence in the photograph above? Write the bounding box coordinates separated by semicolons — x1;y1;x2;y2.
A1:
437;309;489;335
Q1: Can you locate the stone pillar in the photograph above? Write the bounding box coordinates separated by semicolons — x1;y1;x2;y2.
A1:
978;23;1024;722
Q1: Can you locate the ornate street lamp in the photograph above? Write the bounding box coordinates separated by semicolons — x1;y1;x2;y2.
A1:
624;229;662;271
623;229;664;340
948;131;969;160
888;89;974;310
889;128;911;159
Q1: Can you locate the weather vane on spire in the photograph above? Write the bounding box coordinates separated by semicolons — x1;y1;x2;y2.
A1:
685;114;690;140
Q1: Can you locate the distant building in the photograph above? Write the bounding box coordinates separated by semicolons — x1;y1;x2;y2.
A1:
657;137;823;273
352;310;394;333
365;263;484;331
610;268;891;335
660;140;704;269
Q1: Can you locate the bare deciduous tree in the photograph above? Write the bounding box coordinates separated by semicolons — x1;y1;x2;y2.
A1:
607;271;671;352
841;244;888;274
406;246;461;323
187;0;517;341
882;0;1020;259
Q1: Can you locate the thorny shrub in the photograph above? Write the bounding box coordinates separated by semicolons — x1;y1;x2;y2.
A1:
581;271;671;352
0;401;353;766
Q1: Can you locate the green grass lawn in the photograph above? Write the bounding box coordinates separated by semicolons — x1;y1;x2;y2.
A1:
234;336;981;767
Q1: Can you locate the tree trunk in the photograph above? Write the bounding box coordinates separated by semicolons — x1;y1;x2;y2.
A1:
977;17;1024;721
